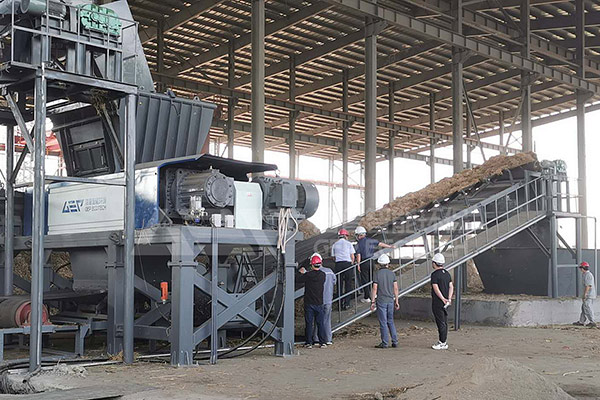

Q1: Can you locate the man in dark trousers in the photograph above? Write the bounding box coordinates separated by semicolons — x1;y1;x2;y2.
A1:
298;254;327;349
430;253;453;350
355;226;395;303
331;228;355;310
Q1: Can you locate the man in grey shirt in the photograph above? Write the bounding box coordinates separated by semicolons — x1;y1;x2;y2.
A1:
574;261;597;328
312;253;336;345
370;254;399;348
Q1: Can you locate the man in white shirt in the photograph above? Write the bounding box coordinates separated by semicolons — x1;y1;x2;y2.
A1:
331;229;355;310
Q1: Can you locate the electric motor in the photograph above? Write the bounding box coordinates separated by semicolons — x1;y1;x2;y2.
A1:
165;168;234;222
252;176;319;224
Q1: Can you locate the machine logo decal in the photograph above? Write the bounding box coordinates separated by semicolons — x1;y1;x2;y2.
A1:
62;197;107;213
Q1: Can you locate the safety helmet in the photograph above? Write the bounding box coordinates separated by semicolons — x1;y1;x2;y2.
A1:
432;253;445;266
355;226;367;235
338;228;349;237
580;261;590;270
377;254;390;265
310;253;323;266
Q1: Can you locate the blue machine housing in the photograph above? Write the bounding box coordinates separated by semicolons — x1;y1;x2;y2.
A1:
23;154;278;234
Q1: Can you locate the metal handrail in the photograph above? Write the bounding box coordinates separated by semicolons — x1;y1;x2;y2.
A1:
329;176;548;329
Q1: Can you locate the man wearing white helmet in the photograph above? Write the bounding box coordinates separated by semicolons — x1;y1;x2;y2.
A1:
369;253;399;348
430;253;453;350
355;226;395;304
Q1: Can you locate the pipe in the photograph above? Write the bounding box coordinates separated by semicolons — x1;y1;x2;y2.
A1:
4;125;14;296
29;71;46;372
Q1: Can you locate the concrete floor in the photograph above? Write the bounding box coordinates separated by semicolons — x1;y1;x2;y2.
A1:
15;316;600;399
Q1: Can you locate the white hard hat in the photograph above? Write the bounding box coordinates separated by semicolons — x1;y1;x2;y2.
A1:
377;254;390;265
355;226;367;235
432;253;445;265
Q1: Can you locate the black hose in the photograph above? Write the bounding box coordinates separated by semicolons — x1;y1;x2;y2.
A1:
221;249;286;359
194;247;282;360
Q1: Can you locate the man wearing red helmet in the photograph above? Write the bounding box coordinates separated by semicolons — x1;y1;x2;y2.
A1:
298;254;328;348
331;228;355;310
310;253;336;345
573;262;597;328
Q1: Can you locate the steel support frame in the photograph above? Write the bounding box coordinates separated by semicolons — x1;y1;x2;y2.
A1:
155;74;513;155
130;226;297;366
324;0;600;94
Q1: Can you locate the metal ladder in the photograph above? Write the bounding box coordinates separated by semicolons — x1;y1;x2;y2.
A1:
329;175;548;332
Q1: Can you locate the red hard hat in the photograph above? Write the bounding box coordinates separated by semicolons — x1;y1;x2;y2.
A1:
338;229;349;236
310;253;322;266
580;261;590;269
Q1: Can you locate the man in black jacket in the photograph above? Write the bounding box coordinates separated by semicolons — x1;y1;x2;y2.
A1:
430;253;453;350
298;254;327;349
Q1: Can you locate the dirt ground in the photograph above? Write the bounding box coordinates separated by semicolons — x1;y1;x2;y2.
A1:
21;317;600;400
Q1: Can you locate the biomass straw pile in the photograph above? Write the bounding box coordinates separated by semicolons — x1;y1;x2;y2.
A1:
359;152;537;231
298;219;321;239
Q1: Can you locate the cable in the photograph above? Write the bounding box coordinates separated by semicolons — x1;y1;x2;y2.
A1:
194;248;281;360
195;207;294;361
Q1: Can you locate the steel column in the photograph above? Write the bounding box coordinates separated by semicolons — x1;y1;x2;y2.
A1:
576;218;583;297
429;93;435;184
364;9;377;213
451;0;464;174
227;39;235;159
170;242;197;366
577;93;588;246
576;0;588;247
550;215;558;298
251;0;265;164
499;110;505;155
466;113;472;169
29;72;46;372
289;57;297;179
328;158;334;227
454;264;462;330
388;83;395;203
123;94;137;365
274;241;296;357
4;125;14;296
210;229;219;364
106;244;124;355
342;69;349;222
521;0;532;152
157;20;165;73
